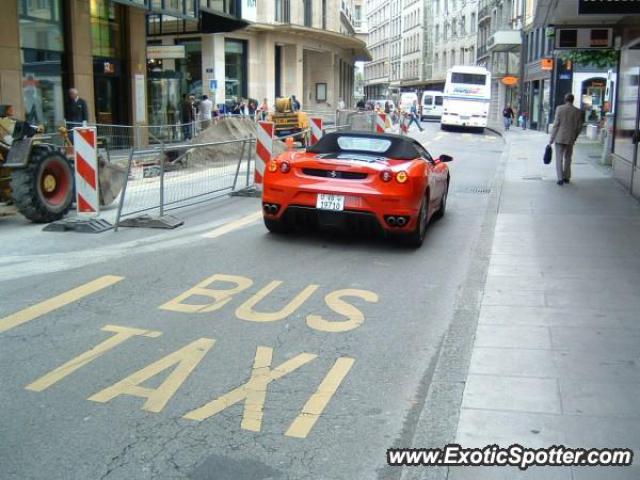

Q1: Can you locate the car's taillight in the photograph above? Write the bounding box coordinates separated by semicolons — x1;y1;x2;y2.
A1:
280;161;291;173
268;161;277;173
380;169;393;182
396;171;408;184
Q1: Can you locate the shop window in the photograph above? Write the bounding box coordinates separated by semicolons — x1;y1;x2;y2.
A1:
613;40;640;164
19;0;64;132
225;39;247;102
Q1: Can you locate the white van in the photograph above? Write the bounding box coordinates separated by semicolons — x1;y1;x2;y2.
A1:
398;92;419;113
420;91;444;121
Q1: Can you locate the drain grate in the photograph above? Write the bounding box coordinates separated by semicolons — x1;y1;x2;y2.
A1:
522;175;543;180
458;186;492;193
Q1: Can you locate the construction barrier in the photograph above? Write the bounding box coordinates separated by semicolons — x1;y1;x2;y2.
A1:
310;117;323;145
73;127;100;216
375;112;387;134
255;121;274;187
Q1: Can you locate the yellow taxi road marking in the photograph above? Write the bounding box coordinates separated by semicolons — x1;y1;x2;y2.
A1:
88;337;215;413
285;357;355;438
202;211;262;239
184;346;317;432
26;325;162;392
0;275;124;334
306;289;379;333
235;281;320;322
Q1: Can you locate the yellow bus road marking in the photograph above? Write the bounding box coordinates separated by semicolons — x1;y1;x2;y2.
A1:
202;211;262;239
285;357;355;438
0;275;124;334
26;325;162;392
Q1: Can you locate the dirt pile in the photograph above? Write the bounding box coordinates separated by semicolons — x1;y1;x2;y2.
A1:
189;117;287;165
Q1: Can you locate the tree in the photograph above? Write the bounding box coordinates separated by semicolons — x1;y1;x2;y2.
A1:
558;50;618;69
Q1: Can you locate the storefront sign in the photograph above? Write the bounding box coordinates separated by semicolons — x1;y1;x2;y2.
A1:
147;45;186;60
501;76;518;86
578;0;640;14
555;28;613;49
541;58;554;71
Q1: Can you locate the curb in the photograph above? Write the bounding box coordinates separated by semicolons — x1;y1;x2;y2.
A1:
485;125;504;140
398;132;511;480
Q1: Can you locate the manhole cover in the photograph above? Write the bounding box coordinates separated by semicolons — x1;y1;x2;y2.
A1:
522;175;543;180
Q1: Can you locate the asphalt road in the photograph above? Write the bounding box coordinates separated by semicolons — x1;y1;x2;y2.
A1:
0;122;504;480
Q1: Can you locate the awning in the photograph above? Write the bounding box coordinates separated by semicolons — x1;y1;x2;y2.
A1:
200;7;250;33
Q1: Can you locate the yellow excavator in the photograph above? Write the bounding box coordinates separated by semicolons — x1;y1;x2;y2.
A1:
268;97;309;145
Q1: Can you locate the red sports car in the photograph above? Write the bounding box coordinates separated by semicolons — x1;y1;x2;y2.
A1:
262;131;452;246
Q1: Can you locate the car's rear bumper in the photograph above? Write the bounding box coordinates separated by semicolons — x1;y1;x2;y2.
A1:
263;184;421;232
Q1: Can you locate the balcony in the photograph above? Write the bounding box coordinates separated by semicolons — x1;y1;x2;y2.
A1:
487;30;521;52
478;6;491;23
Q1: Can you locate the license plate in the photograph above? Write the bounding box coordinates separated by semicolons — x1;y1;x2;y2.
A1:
316;194;345;211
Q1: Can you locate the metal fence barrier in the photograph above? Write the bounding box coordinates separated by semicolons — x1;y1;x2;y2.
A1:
114;136;255;230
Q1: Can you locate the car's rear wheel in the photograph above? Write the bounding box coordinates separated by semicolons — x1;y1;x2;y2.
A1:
434;180;449;219
404;193;429;247
264;216;291;234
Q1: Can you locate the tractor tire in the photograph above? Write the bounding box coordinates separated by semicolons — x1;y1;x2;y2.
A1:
11;147;74;223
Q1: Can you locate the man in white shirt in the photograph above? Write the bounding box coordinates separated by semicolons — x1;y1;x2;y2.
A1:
200;95;213;129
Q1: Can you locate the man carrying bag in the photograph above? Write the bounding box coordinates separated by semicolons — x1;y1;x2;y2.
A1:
549;93;583;185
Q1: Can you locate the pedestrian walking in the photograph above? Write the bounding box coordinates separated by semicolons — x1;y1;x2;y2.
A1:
549;93;583;185
408;100;424;132
65;88;89;128
502;104;515;131
199;95;213;130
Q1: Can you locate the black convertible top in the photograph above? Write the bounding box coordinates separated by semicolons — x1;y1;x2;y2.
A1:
306;131;426;160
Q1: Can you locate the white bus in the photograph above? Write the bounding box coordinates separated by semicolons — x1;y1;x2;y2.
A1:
441;66;491;131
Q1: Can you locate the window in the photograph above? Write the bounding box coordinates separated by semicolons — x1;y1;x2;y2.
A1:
275;0;290;22
451;72;487;85
336;136;392;153
303;0;312;27
19;0;64;132
225;39;247;100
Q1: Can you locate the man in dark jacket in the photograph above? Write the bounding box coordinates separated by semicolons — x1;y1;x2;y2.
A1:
65;88;89;127
181;94;194;140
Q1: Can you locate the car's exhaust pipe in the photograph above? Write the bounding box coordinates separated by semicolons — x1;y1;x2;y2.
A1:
387;216;396;226
269;205;278;214
396;217;407;227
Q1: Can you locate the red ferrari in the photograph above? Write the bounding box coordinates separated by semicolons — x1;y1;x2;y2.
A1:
261;131;452;247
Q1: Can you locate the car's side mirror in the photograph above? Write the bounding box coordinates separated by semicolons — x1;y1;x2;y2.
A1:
439;154;453;162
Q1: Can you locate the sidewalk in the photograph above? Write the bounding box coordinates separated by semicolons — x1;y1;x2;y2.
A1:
451;128;640;479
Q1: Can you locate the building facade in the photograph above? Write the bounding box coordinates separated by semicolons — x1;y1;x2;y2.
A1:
431;0;479;89
529;0;640;199
363;0;390;98
0;0;368;132
476;0;522;125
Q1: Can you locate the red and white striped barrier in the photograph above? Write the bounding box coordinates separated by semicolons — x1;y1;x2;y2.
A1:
310;117;323;146
73;127;99;216
255;121;274;187
375;112;387;134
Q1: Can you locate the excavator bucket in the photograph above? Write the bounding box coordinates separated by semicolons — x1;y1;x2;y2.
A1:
98;156;126;207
